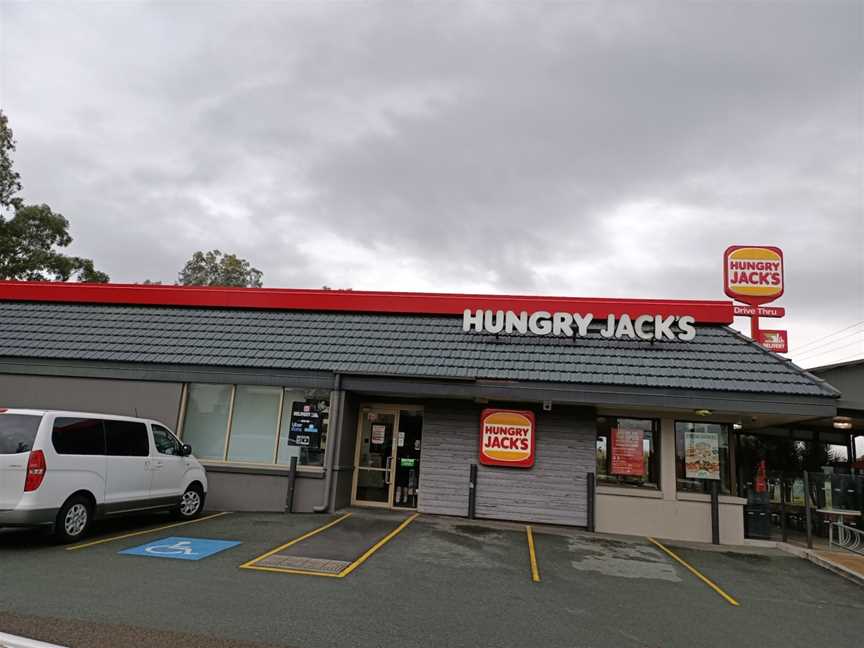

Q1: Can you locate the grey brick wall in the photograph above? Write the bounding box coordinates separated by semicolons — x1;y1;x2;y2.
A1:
418;400;595;526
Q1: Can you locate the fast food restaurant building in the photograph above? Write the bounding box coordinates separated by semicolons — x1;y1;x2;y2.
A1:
0;282;842;545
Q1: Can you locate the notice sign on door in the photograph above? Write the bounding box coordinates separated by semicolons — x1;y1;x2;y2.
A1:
371;424;386;445
479;409;535;468
611;428;644;476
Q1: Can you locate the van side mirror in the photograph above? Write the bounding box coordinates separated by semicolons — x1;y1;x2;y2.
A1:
181;444;193;457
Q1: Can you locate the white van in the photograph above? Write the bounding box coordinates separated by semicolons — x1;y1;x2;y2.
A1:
0;408;208;542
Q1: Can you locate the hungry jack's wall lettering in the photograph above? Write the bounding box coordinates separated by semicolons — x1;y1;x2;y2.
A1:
463;310;696;341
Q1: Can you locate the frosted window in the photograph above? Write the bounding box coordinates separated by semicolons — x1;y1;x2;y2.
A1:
182;384;232;460
227;385;281;463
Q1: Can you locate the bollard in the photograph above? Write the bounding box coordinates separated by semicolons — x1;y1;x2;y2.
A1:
710;480;720;545
780;478;788;543
468;463;477;519
586;472;596;532
286;456;298;513
803;471;813;550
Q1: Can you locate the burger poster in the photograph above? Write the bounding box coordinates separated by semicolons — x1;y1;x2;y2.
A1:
684;431;720;480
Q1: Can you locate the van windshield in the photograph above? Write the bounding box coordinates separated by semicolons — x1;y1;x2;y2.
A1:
0;414;41;454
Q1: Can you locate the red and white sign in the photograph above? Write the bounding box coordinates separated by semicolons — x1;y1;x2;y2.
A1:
479;409;535;468
733;304;785;318
610;428;644;476
724;246;784;306
757;329;788;353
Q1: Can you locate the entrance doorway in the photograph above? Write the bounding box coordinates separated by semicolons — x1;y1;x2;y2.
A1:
352;405;423;509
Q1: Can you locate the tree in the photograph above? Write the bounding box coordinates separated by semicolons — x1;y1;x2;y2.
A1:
178;250;263;288
0;204;109;282
0;111;22;210
0;110;108;282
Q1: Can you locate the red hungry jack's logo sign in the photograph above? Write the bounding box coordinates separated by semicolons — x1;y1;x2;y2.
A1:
479;409;536;468
724;245;784;306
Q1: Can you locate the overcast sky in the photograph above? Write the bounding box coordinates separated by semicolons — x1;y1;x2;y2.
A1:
1;1;862;368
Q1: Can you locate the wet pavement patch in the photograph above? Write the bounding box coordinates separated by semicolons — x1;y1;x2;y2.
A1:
564;535;682;582
403;518;529;572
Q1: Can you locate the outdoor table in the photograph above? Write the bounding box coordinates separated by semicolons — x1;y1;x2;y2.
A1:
816;508;861;527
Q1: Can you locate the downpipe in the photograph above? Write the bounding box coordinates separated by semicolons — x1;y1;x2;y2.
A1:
314;373;342;513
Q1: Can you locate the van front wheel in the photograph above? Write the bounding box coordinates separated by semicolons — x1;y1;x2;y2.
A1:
173;485;204;519
55;495;92;543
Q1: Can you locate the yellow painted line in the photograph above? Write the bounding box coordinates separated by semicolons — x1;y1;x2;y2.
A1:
647;537;740;607
66;511;231;551
526;525;541;582
337;513;419;578
238;512;352;570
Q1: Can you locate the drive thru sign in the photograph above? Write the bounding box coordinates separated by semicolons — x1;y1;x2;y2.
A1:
723;245;788;353
479;409;536;468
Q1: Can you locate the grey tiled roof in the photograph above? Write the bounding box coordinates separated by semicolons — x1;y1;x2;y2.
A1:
0;301;838;397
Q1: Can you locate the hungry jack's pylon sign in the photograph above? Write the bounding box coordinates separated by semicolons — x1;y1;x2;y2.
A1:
479;409;536;468
724;246;784;306
723;245;788;353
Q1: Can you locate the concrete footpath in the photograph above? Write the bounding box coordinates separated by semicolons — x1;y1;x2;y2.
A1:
775;542;864;587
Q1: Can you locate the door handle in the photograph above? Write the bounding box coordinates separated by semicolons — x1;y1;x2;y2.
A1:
384;456;393;484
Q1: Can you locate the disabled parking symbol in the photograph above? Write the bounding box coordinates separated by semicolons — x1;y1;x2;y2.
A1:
120;536;241;561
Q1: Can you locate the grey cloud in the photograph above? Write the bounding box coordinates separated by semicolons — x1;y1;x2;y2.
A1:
1;1;861;365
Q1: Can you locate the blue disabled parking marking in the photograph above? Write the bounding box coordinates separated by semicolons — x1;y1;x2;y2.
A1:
119;536;241;561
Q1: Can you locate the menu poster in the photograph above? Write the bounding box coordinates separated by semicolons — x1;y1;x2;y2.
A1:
288;400;323;448
684;431;720;480
611;428;645;476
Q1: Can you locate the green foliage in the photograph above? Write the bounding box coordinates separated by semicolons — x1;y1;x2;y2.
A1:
0;111;22;210
178;250;263;288
0;109;108;283
0;204;109;282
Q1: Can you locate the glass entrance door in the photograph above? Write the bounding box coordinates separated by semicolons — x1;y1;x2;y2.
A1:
393;408;422;509
352;406;423;509
353;408;396;507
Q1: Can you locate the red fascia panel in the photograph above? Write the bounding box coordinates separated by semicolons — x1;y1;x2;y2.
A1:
0;281;734;324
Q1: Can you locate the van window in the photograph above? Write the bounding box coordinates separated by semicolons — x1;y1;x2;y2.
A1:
152;424;182;456
0;414;41;454
105;420;150;457
52;418;106;455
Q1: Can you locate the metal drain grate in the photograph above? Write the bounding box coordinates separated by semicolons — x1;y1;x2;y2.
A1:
256;555;351;573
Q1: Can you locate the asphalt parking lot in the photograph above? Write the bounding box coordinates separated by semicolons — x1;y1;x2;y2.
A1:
1;509;862;648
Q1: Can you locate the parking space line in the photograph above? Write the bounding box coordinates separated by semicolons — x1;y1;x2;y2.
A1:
337;513;419;578
526;526;541;582
647;537;740;607
239;512;353;572
66;511;232;551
